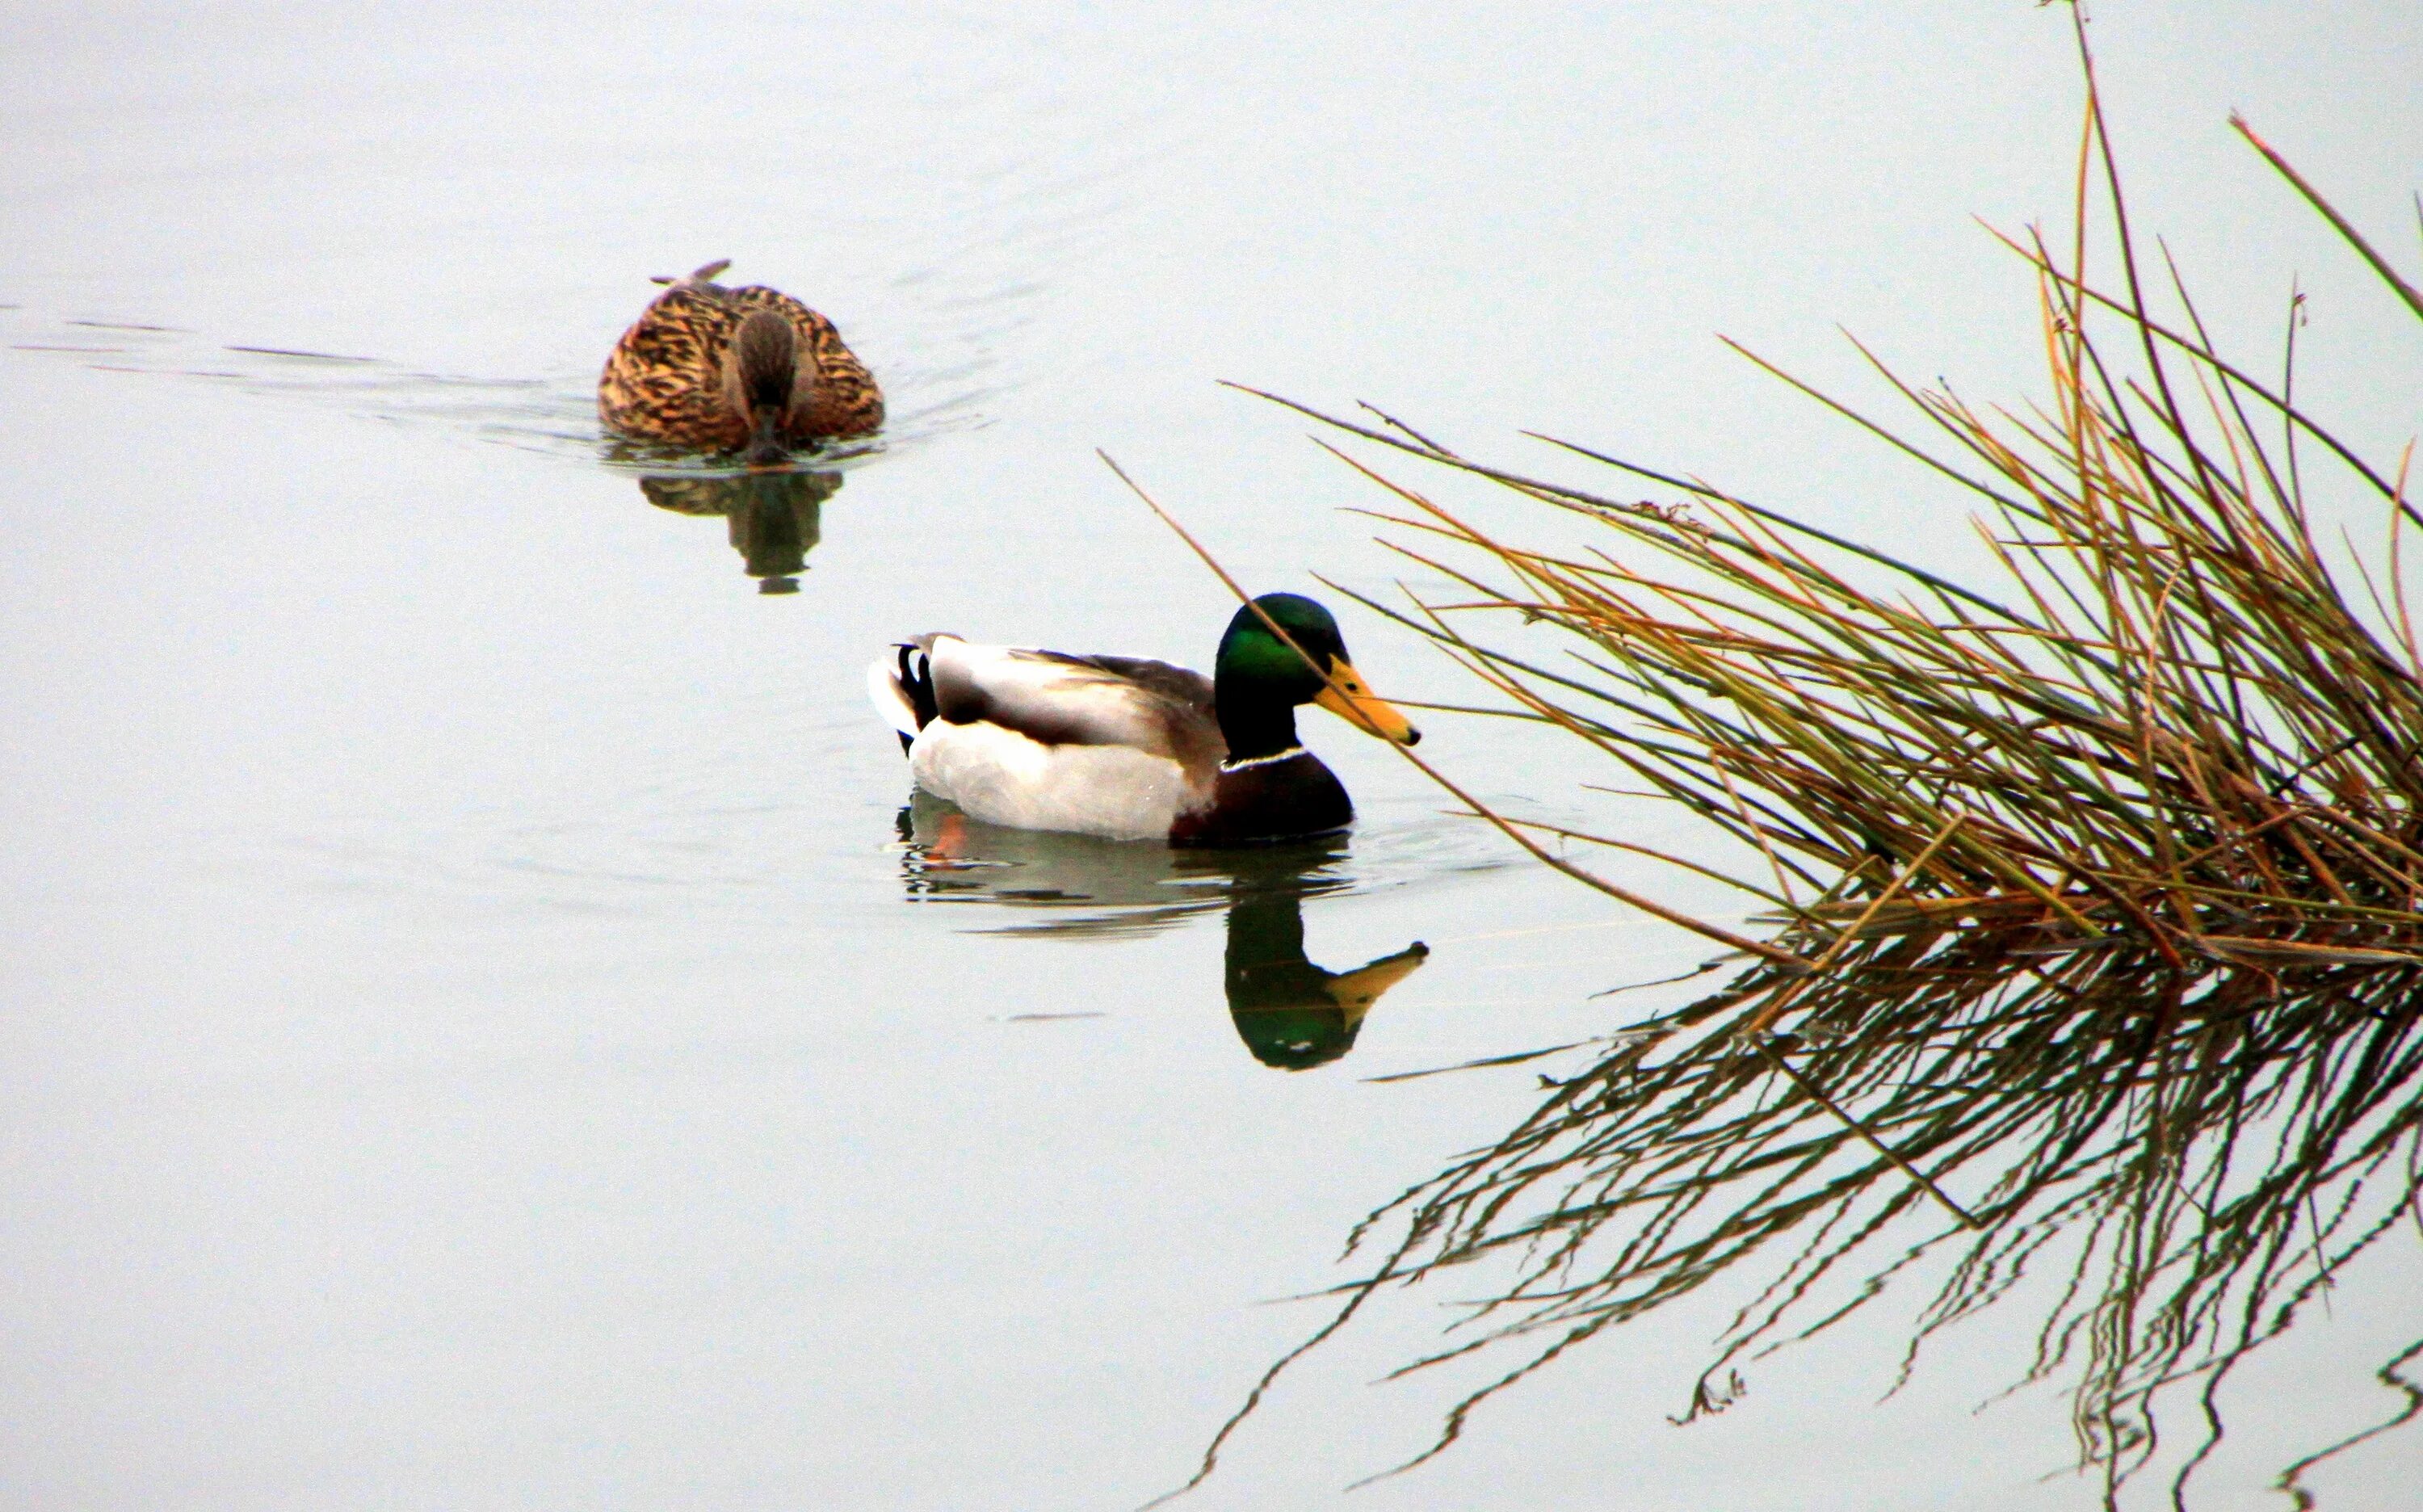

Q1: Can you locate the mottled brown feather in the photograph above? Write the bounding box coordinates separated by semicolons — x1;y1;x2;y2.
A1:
598;271;884;450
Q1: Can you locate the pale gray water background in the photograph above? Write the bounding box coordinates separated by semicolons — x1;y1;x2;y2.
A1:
5;4;2421;1509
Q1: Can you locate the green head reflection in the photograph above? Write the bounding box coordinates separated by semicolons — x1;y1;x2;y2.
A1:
896;792;1429;1067
637;468;839;593
1224;887;1427;1069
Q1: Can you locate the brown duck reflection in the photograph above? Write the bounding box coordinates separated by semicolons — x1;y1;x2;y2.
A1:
897;792;1428;1068
637;468;840;594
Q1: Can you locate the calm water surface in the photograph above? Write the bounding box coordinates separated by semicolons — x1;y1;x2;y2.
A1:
6;6;2419;1509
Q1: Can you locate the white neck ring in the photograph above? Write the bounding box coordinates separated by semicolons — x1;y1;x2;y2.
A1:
1220;746;1306;772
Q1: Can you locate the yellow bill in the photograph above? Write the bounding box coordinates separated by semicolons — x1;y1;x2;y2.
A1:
1313;660;1421;746
1324;941;1432;1027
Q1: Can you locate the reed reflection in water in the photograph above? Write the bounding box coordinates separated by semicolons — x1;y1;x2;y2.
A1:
1186;924;2423;1503
896;792;1429;1069
636;468;841;594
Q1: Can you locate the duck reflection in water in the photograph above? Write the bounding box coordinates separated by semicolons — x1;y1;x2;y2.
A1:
1223;884;1427;1069
897;791;1428;1068
636;468;841;594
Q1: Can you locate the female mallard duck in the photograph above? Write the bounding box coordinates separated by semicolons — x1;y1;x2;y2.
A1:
867;594;1420;845
598;259;883;462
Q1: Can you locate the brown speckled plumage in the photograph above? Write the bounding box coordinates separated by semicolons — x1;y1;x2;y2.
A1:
598;261;884;451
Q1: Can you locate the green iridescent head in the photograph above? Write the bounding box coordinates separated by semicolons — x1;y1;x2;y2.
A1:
1212;594;1421;750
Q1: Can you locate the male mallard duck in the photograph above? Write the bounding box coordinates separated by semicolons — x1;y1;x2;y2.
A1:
867;594;1421;845
598;259;883;462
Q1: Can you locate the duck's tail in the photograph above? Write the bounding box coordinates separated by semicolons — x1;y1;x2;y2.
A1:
867;637;943;754
650;258;733;288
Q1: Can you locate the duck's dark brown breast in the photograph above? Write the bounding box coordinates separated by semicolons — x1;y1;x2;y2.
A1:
1169;751;1352;846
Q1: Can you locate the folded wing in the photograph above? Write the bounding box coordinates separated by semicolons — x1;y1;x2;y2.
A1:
927;639;1220;766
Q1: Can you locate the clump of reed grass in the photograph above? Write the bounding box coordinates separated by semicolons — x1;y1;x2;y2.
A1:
1293;146;2423;979
1163;17;2423;1507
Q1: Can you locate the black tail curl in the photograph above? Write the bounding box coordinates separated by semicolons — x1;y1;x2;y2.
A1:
895;642;939;751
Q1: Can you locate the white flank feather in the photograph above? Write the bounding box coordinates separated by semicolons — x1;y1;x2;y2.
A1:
910;720;1186;842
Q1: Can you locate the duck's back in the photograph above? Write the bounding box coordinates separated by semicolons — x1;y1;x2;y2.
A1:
883;637;1223;842
599;284;738;447
598;276;884;448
